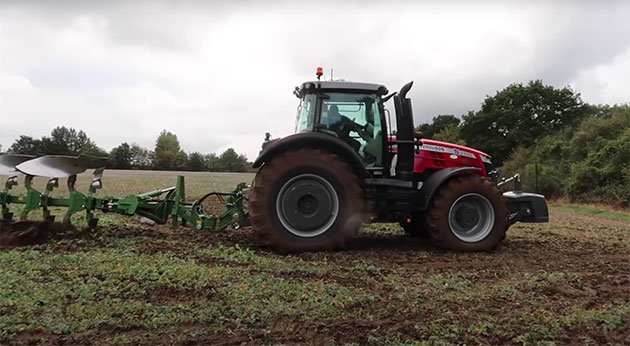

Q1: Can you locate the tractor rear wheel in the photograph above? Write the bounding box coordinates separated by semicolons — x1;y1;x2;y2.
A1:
427;175;507;251
249;148;364;253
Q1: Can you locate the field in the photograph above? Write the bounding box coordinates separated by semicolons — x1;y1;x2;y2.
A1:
0;170;629;345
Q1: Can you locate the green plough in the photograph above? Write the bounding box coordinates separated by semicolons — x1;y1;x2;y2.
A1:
0;154;249;232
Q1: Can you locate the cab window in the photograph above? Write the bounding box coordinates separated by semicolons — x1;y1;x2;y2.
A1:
321;93;383;166
295;94;317;133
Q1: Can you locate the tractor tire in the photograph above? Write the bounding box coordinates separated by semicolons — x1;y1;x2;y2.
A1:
427;175;507;251
249;148;364;253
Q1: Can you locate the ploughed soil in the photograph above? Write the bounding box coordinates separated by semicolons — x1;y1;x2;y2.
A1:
1;206;629;345
0;220;73;249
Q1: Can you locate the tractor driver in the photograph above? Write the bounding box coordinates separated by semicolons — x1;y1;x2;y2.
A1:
326;104;370;152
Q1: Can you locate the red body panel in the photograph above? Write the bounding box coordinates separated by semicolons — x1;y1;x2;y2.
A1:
415;139;490;175
389;137;492;176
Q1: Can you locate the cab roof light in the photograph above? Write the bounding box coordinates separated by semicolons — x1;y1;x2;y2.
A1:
316;67;323;80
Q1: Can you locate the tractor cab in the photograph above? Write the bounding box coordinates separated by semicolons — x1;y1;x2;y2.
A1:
293;80;389;168
291;78;419;182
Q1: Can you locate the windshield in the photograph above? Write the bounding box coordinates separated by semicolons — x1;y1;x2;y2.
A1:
295;94;317;133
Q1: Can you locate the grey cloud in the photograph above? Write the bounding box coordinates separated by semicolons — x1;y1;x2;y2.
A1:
28;62;146;90
0;0;628;159
527;3;630;84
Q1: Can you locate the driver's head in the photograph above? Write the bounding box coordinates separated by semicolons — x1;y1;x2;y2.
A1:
328;104;341;123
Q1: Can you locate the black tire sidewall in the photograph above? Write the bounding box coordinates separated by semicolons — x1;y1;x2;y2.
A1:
266;164;354;247
430;176;507;251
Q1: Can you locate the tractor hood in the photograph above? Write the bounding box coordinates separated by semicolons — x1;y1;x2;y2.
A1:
388;136;493;164
419;139;492;163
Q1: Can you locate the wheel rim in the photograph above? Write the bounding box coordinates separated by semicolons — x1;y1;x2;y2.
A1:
276;173;339;238
448;193;495;243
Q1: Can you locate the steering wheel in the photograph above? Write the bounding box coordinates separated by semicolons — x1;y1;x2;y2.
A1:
342;118;371;141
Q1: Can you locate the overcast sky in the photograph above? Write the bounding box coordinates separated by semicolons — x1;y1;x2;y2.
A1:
1;0;629;160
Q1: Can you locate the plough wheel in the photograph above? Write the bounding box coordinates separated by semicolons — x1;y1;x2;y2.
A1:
249;148;363;253
427;175;507;251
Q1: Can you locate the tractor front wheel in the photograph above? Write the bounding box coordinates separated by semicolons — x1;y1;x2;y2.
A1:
427;175;507;251
249;148;363;253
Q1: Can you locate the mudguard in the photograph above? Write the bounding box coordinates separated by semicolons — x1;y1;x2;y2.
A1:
415;167;482;211
252;132;369;178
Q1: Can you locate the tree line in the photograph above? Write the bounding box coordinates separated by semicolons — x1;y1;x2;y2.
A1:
415;80;629;206
2;80;627;204
3;129;251;172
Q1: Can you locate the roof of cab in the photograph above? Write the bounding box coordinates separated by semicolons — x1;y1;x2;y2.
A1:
300;80;388;95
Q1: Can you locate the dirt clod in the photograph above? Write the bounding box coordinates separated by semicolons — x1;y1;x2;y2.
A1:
0;220;53;248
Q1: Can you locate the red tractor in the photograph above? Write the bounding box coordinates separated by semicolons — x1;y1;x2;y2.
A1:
250;74;548;253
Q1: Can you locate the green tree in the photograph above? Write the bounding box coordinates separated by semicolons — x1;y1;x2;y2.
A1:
153;130;185;170
218;148;248;172
460;80;589;165
175;151;188;171
433;126;465;145
501;131;573;198
109;143;133;169
8;136;43;155
84;146;109;158
566;106;630;205
129;144;152;170
501;104;629;205
416;115;461;139
9;127;105;156
46;126;102;155
187;152;205;171
205;153;220;171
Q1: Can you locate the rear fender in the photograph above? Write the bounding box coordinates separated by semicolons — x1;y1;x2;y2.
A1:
252;132;368;178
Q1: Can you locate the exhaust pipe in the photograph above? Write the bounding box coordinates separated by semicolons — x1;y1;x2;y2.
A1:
394;81;415;180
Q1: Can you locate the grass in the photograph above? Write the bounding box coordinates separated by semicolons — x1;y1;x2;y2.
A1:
550;203;630;222
0;170;628;344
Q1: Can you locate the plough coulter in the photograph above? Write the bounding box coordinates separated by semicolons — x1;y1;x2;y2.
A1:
0;154;249;240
